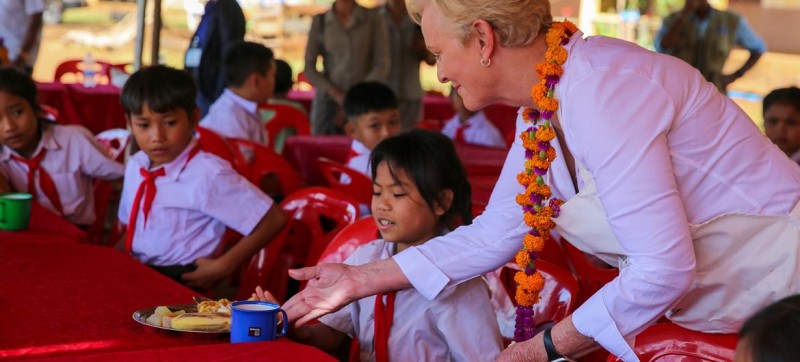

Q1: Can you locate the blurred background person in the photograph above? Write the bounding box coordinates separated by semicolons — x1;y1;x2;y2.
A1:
303;0;390;135
0;0;45;74
184;0;246;116
655;0;765;92
380;0;435;130
763;87;800;165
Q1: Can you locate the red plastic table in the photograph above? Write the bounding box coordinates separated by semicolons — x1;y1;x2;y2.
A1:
37;82;127;135
0;241;334;361
0;203;87;243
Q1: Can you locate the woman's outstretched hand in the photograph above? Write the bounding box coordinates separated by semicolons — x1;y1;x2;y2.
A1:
282;263;361;326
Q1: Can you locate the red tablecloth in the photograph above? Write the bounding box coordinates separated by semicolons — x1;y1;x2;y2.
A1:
282;135;507;204
0;203;87;243
37;82;127;135
0;242;334;361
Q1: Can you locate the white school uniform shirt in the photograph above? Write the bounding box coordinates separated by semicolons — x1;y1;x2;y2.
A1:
118;139;274;266
0;0;45;66
392;31;800;358
200;89;268;145
319;239;503;362
0;123;124;225
441;111;506;148
346;139;372;178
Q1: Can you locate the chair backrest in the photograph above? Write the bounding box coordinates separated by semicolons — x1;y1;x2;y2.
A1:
606;323;738;362
95;128;131;162
227;138;303;197
317;157;372;206
87;180;115;246
54;59;112;84
317;217;379;265
195;126;247;175
260;103;311;153
561;238;619;306
235;217;299;302
280;186;360;268
500;260;579;329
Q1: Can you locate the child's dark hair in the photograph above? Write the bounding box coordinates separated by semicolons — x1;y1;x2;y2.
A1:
224;41;274;88
0;67;42;116
274;59;293;95
763;87;800;115
370;129;472;229
739;294;800;362
121;65;197;117
343;81;398;120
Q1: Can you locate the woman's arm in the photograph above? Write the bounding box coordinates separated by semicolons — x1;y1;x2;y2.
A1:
365;14;390;82
303;14;335;93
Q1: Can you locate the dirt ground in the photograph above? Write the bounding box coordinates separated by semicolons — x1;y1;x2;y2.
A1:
32;1;800;126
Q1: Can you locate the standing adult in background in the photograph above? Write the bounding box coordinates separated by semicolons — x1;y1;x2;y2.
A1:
655;0;765;92
0;0;45;75
380;0;435;130
304;0;390;135
184;0;246;116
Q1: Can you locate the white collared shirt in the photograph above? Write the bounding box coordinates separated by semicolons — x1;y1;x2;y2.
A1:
393;31;800;359
346;139;372;178
319;239;503;362
0;0;45;65
118;139;274;266
441;111;507;148
0;123;124;225
200;89;267;145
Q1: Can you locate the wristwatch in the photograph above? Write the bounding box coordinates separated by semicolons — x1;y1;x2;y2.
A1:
544;327;568;362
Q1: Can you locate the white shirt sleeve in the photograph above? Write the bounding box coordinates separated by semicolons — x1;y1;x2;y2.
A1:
75;126;125;181
200;164;275;236
393;111;529;300
563;70;696;359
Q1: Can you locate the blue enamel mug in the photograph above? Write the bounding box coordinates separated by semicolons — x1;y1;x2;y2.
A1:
230;301;288;343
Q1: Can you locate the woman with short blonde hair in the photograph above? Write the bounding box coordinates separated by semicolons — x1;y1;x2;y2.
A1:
280;0;800;361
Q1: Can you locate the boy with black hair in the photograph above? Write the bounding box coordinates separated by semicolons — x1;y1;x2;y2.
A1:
119;65;286;289
200;41;275;145
343;81;401;178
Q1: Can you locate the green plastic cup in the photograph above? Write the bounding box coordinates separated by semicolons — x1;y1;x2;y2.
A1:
0;193;33;231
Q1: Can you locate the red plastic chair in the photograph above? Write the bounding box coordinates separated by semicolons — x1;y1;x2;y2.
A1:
235;217;302;302
54;59;112;84
40;104;60;122
195;126;247;175
317;217;379;265
260;103;311;152
87;180;116;246
317;157;372;206
606;323;738;362
500;260;579;330
227;138;303;197
96;128;130;162
280;187;361;270
561;238;619;306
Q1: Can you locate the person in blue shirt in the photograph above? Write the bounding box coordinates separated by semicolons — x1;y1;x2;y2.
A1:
655;0;766;92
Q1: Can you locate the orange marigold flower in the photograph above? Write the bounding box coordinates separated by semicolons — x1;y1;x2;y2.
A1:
516;250;531;268
524;233;545;251
563;20;578;33
546;147;556;161
545;28;566;48
536;62;563;78
517;172;535;187
532;215;555;229
531;82;549;103
527;158;551;170
516;193;530;206
516;288;537;306
527;183;551;198
546;46;568;65
539;206;554;219
536;97;560;112
535;126;557;142
522;136;539;151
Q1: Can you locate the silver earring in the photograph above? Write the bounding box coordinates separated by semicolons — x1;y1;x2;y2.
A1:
480;58;491;67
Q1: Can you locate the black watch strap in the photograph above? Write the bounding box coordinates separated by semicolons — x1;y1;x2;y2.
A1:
543;327;565;362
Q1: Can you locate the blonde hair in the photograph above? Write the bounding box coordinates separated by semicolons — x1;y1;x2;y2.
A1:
406;0;553;48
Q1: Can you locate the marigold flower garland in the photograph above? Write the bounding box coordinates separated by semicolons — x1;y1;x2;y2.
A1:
513;20;576;343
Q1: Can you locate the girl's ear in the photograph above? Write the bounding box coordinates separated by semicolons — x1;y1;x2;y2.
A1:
191;107;201;126
434;189;454;217
344;121;355;137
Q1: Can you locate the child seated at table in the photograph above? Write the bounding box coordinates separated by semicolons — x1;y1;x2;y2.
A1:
763;87;800;165
442;87;506;148
200;41;275;145
254;130;503;361
736;294;800;361
0;67;124;227
119;65;287;290
268;59;307;115
343;81;401;178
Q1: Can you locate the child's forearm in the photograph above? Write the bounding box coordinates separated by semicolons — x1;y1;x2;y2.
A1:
290;323;349;354
218;205;287;274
